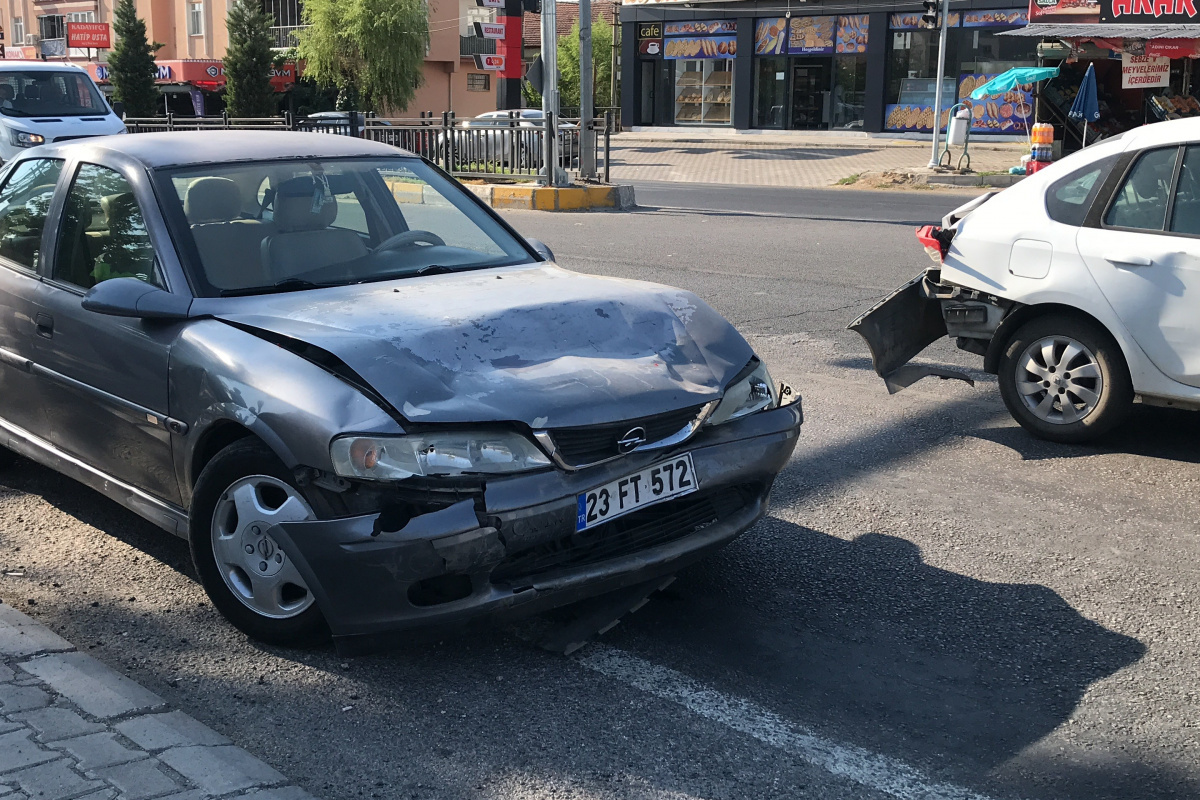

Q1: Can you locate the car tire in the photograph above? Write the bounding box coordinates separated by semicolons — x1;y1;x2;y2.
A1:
0;444;16;471
189;439;329;647
998;315;1133;444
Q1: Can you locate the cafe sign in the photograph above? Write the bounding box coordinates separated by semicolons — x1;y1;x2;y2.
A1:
637;22;662;39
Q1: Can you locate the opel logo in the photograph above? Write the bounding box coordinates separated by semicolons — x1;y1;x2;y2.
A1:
257;537;275;559
617;427;647;453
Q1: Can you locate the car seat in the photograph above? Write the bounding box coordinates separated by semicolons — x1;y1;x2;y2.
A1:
185;177;276;291
259;176;368;281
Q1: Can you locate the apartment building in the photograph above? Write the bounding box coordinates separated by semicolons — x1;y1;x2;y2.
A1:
0;0;498;117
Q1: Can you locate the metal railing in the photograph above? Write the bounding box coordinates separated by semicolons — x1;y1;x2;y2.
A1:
459;35;496;57
123;111;614;184
269;25;306;49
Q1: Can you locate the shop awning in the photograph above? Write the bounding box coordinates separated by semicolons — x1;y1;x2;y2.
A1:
1000;23;1200;38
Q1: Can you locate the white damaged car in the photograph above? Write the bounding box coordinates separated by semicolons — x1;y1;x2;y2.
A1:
851;118;1200;443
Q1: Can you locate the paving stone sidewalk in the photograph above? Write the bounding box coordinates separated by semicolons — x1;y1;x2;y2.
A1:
0;602;318;800
608;135;1029;188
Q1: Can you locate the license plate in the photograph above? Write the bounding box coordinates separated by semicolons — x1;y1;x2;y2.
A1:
576;454;698;532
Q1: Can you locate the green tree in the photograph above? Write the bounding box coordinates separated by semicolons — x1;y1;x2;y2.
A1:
556;20;616;111
297;0;429;113
224;0;277;118
108;0;161;117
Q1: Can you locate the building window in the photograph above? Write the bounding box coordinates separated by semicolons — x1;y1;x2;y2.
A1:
12;17;23;45
65;11;95;24
467;73;490;92
38;14;66;41
187;2;204;37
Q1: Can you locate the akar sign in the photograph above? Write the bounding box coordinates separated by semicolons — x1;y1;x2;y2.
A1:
1102;0;1198;23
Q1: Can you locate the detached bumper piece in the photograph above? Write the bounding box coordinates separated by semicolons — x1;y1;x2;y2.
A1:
848;272;975;393
271;403;803;653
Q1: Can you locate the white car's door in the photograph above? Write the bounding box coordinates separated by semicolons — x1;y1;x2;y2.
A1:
1077;143;1200;388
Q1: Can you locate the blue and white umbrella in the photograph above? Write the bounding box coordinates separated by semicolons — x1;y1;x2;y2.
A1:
1068;63;1101;146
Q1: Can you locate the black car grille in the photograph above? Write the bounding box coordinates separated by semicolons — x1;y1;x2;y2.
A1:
490;485;750;583
53;135;97;143
548;405;704;467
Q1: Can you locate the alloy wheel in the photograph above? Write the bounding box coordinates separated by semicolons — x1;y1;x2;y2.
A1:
1015;335;1105;425
210;475;315;619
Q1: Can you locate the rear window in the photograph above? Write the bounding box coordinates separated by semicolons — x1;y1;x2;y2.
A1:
1045;154;1119;227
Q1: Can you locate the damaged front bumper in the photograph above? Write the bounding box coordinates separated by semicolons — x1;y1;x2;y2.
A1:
848;269;1010;392
271;402;803;651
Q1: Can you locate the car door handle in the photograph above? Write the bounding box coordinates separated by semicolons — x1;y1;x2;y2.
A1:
34;312;53;338
1106;253;1153;267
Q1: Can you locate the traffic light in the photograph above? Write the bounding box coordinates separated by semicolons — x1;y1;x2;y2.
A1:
921;0;939;28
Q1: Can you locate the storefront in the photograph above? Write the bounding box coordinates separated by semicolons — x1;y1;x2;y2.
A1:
620;0;1039;133
85;59;298;117
1005;0;1200;147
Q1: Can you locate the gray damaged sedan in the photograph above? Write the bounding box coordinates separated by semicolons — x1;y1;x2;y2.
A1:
0;132;802;651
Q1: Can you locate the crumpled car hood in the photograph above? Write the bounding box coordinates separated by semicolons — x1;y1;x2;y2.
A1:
211;264;754;428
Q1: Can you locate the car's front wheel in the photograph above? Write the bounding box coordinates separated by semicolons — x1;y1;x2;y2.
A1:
189;439;328;646
998;315;1133;444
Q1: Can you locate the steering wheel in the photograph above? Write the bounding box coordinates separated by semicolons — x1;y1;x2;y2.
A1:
373;229;445;253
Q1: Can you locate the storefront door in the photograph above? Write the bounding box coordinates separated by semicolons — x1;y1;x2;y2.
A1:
639;61;656;126
791;63;829;129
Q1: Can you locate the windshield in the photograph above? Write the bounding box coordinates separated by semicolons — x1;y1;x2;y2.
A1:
0;71;108;117
157;156;536;297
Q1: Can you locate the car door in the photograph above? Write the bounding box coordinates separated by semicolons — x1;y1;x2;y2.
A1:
0;157;64;441
1076;144;1200;388
33;159;182;504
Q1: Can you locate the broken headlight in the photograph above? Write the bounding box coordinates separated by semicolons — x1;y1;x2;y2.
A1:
707;360;780;426
330;431;552;480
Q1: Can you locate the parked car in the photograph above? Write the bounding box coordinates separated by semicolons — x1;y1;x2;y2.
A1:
0;131;802;651
0;62;124;162
851;117;1200;443
436;110;579;170
303;111;391;136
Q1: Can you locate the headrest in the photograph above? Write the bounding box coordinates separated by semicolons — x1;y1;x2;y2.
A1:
101;193;139;228
184;177;242;224
273;176;340;232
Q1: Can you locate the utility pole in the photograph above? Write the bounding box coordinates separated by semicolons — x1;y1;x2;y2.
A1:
541;0;562;185
579;0;595;178
926;0;950;168
497;0;523;109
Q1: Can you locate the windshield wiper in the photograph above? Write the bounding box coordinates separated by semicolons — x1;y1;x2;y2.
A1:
219;277;333;297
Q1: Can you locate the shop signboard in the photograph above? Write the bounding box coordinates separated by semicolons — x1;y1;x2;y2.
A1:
1102;0;1200;23
639;39;663;55
637;22;663;39
755;18;787;55
883;104;951;132
889;11;961;28
962;9;1029;26
664;19;737;59
959;73;1033;132
836;16;869;53
788;16;835;54
474;54;506;70
475;22;505;39
66;22;110;49
1029;0;1100;22
1121;53;1171;87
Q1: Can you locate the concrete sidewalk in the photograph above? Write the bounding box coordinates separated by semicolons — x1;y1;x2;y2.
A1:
0;602;317;800
608;130;1030;188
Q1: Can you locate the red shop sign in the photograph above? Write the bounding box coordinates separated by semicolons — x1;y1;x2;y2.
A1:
66;22;111;49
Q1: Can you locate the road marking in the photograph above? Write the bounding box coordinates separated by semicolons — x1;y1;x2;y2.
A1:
578;645;997;800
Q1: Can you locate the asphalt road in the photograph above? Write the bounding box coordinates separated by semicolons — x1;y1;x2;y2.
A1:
2;187;1199;800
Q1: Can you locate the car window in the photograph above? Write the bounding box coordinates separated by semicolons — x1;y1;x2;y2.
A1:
1046;154;1118;227
0;158;63;271
1106;147;1180;232
157;156;533;297
1169;145;1200;236
0;70;107;118
53;163;162;290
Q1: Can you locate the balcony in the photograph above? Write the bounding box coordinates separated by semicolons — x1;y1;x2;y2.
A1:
459;35;496;58
270;25;306;49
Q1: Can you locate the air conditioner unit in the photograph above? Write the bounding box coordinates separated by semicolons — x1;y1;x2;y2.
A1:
24;34;39;45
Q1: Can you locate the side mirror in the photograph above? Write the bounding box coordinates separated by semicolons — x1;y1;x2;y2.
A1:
526;238;555;262
110;100;125;118
81;277;191;320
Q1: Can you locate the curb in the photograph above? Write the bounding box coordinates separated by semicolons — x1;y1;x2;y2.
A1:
464;183;636;212
0;601;319;800
924;173;1024;187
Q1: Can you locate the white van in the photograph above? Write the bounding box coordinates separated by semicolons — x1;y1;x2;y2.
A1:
0;61;124;162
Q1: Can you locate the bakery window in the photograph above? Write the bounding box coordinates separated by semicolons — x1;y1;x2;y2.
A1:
467;73;490;92
675;59;733;125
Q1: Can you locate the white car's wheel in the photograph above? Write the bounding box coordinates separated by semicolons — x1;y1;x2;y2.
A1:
998;315;1133;443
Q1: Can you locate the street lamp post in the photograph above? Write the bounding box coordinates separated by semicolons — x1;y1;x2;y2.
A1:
927;0;951;169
